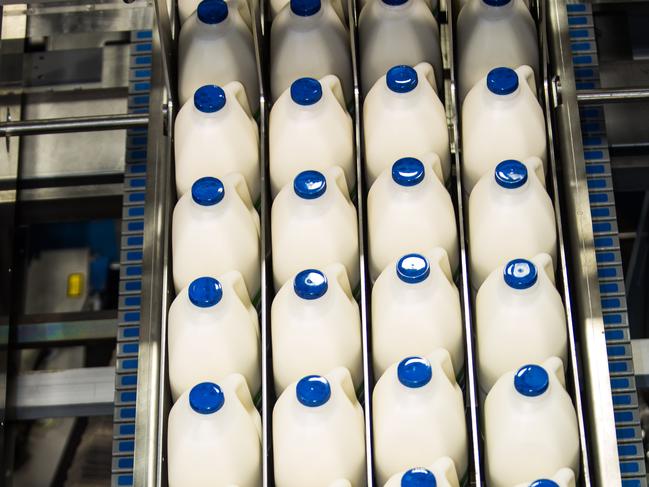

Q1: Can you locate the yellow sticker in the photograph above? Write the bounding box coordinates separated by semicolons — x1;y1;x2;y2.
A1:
67;273;84;298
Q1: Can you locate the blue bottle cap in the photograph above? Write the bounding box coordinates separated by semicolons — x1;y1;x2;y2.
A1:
291;0;321;16
483;0;511;6
290;78;322;106
197;0;229;24
293;170;327;199
398;357;432;388
383;0;408;6
495;160;528;189
296;375;331;407
503;259;538;290
191;176;225;206
189;382;225;414
293;269;328;300
397;254;430;284
194;85;226;113
401;468;437;487
529;481;559;487
386;65;418;93
392;157;425;187
514;364;549;397
188;277;223;307
487;67;519;95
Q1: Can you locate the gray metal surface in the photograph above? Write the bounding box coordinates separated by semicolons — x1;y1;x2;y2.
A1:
0;113;148;137
577;87;649;104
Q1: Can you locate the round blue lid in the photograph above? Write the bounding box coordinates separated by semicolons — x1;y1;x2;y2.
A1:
293;170;326;199
503;259;538;290
291;78;322;106
188;277;223;307
392;157;425;187
296;375;331;407
495;160;528;189
294;269;328;300
194;85;226;113
197;0;229;24
529;481;559;487
189;382;225;414
401;468;437;487
382;0;408;6
386;65;418;94
191;176;225;206
483;0;511;6
487;67;519;95
398;356;432;388
514;364;549;397
290;0;321;16
397;254;430;284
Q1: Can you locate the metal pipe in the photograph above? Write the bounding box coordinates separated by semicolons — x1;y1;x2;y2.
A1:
0;113;149;137
577;87;649;104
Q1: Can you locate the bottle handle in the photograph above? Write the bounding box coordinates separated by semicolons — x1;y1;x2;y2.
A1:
228;173;260;236
515;65;537;97
421;152;444;184
414;62;437;94
222;270;259;333
533;252;556;287
226;80;254;119
329;166;352;203
328;366;358;407
524;156;546;189
234;0;253;32
326;263;354;300
432;456;460;487
543;356;566;390
328;480;352;487
427;247;454;286
427;348;456;386
226;373;262;439
555;467;577;487
320;74;347;112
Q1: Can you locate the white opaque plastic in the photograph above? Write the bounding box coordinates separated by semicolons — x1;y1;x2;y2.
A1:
178;0;252;28
512;468;576;487
373;349;468;485
178;0;259;112
461;65;547;194
273;367;366;487
270;0;352;103
271;0;347;21
172;173;260;296
174;82;260;201
271;263;362;394
271;166;359;289
359;0;437;13
368;154;458;279
359;0;442;97
485;358;580;487
372;248;463;379
456;0;538;102
383;457;460;487
269;75;354;198
168;271;260;402
167;374;262;487
454;0;529;13
363;62;450;185
468;157;556;290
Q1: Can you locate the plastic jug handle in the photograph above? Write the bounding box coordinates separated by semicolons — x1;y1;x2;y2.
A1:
533;252;556;287
427;348;456;386
228;173;261;235
320;74;347;112
329;166;352;203
515;65;537;97
555;467;577;487
525;156;546;188
223;270;259;334
421;152;444;185
543;356;566;389
328;480;352;487
329;366;358;406
226;80;254;119
427;247;454;285
227;373;263;439
326;262;354;300
415;62;437;95
433;456;460;486
235;0;253;31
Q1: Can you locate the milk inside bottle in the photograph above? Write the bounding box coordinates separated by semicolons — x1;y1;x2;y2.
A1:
383;458;461;487
167;376;262;487
513;468;577;487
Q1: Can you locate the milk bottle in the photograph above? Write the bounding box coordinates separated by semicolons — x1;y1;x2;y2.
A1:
373;351;468;485
383;458;460;487
477;254;567;394
359;0;442;97
270;0;352;103
455;0;529;13
270;76;354;198
513;468;577;487
273;369;366;487
271;264;362;394
457;0;538;101
272;167;359;289
167;376;262;487
179;0;252;29
368;155;458;279
271;0;346;21
461;65;547;194
468;158;556;290
485;359;580;486
364;63;450;185
172;175;260;297
178;0;259;112
372;249;463;379
168;273;260;401
175;83;260;201
360;0;438;14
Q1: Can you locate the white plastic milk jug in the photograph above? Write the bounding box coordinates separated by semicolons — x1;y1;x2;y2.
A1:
271;167;359;289
455;0;529;14
513;468;577;487
368;155;458;279
179;0;252;28
273;369;366;487
272;0;347;21
383;458;461;487
270;76;354;198
476;254;567;394
168;273;260;402
270;0;352;103
167;376;262;487
468;159;557;290
461;65;547;194
359;0;438;14
456;0;538;102
175;83;260;201
172;175;260;296
373;351;468;485
363;63;450;185
271;264;362;394
178;0;258;112
359;0;442;97
372;249;463;380
485;359;580;487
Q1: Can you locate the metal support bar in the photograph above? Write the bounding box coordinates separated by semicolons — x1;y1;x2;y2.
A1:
0;113;149;137
577;87;649;104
